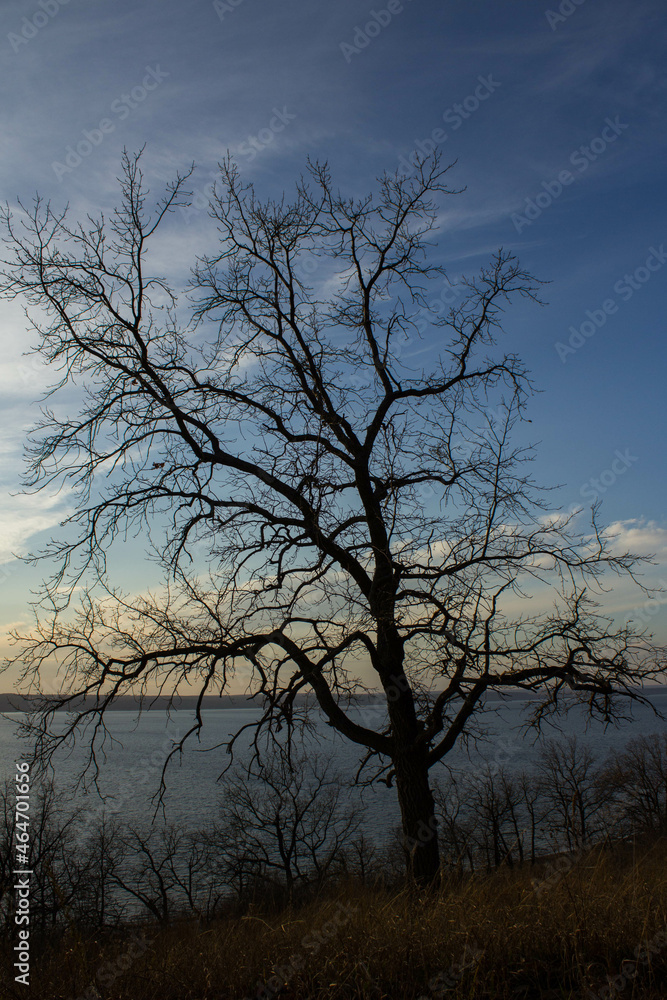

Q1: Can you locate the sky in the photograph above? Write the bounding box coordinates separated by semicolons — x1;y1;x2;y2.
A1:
0;0;666;692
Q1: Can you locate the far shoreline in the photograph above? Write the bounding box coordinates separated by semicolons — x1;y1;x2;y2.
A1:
1;685;664;714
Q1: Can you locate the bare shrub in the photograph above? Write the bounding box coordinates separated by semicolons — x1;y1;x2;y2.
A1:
208;750;363;903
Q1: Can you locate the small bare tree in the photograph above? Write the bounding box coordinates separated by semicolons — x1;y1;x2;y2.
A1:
1;148;663;886
209;750;362;900
109;823;200;924
535;737;608;851
72;815;126;927
600;733;667;836
432;772;477;873
0;779;80;932
517;768;547;865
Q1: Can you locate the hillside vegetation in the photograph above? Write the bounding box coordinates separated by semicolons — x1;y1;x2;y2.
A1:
2;834;667;999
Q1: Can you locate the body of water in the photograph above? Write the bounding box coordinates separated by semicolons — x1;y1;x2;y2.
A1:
1;689;666;841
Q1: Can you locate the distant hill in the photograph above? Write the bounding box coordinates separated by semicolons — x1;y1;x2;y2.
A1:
0;692;261;713
1;686;662;714
0;691;381;713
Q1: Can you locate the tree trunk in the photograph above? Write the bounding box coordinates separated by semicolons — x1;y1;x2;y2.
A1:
393;747;441;888
376;615;441;886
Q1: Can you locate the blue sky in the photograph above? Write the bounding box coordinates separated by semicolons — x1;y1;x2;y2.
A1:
1;0;666;689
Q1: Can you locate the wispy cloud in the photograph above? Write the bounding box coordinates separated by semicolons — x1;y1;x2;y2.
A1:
604;519;667;561
0;489;71;565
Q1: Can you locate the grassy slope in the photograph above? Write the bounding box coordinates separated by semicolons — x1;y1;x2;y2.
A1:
3;836;667;1000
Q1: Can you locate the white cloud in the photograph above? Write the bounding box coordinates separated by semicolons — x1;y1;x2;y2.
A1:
0;301;52;400
603;519;667;561
0;489;71;565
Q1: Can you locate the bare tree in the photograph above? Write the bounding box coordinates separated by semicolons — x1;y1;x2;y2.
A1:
208;750;362;900
599;733;667;836
0;779;80;932
434;766;526;872
535;737;608;851
517;768;547;865
432;772;477;873
0;148;663;886
72;814;126;927
109;823;193;924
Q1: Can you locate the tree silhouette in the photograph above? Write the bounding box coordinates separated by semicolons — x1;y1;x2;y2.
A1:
208;749;362;898
1;149;662;886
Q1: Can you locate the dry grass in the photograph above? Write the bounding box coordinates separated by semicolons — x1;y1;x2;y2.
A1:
4;836;667;1000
